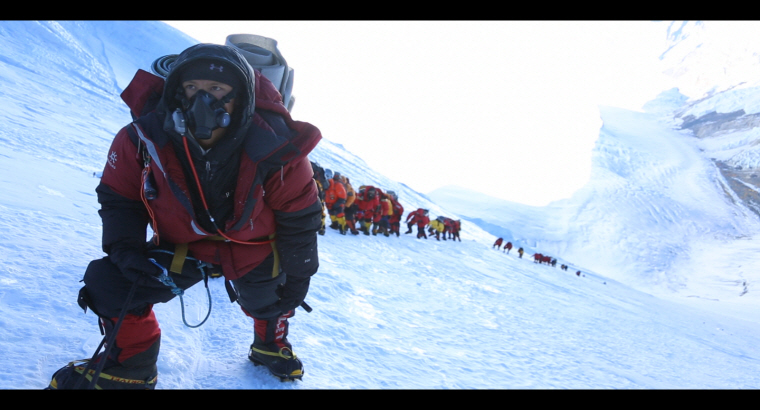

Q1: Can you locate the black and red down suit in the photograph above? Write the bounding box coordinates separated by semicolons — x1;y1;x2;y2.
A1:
77;44;322;385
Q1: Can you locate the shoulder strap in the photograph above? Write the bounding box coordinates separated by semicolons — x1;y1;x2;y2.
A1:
126;123;151;167
256;109;294;138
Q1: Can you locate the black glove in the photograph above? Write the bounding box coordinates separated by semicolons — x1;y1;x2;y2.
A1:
278;275;311;313
109;245;164;286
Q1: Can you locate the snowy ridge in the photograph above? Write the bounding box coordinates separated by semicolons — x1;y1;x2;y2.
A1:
660;21;760;101
431;100;760;299
654;23;760;229
2;21;760;389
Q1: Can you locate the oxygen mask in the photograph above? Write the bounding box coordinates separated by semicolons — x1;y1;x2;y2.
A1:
182;89;233;140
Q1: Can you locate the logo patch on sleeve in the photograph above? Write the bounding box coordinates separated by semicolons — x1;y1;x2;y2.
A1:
108;151;118;169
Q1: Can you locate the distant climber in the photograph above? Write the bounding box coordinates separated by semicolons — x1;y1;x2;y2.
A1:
451;220;462;242
493;238;503;250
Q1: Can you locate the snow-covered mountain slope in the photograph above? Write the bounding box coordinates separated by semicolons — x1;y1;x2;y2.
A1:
2;21;760;389
659;21;760;101
431;93;760;307
648;22;760;221
433;21;760;306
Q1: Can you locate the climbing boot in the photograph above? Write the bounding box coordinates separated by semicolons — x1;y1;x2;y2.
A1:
48;309;161;390
47;358;157;390
249;311;303;382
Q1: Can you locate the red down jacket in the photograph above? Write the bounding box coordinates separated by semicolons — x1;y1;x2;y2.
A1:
100;47;322;281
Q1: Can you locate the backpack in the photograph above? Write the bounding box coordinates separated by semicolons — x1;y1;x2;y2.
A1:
120;69;165;121
225;34;295;112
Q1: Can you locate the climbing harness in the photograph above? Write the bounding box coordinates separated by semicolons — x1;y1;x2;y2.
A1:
147;250;212;329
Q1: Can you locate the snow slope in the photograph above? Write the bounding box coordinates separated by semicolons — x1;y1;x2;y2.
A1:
431;91;760;319
1;21;760;389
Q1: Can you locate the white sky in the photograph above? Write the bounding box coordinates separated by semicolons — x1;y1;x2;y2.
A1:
164;21;674;206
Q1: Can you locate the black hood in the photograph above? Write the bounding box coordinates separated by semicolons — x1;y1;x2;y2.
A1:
157;43;256;135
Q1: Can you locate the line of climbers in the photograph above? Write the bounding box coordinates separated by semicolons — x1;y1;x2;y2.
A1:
492;237;583;276
311;161;462;241
405;208;461;241
312;162;405;237
492;238;523;258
